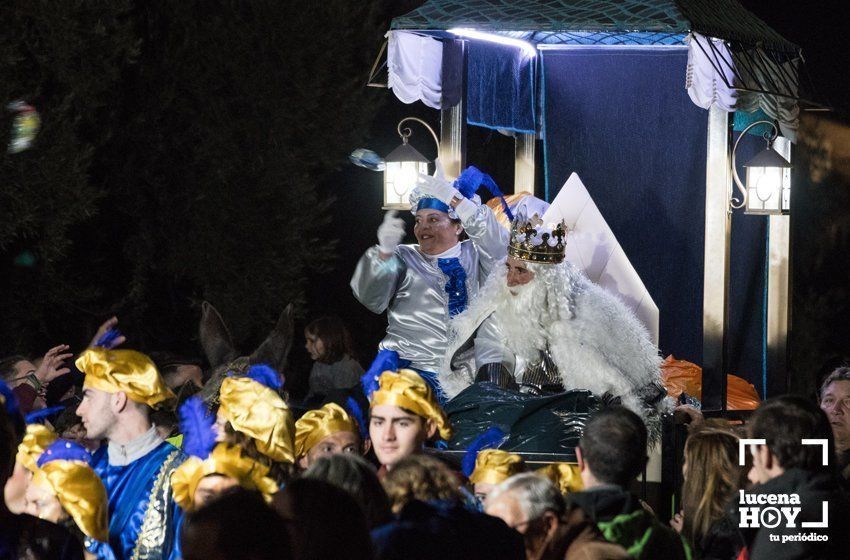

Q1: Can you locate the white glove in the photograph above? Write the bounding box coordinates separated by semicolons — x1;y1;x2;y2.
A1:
377;210;405;255
416;173;460;206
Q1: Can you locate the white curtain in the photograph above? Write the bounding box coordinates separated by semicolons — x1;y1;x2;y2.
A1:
686;33;799;141
387;30;444;109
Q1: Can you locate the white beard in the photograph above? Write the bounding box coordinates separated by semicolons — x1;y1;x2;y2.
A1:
492;279;550;362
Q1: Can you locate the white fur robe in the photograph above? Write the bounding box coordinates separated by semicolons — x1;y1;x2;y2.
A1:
441;259;664;418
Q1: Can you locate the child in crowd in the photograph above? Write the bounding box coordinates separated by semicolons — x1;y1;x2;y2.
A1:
303;317;363;403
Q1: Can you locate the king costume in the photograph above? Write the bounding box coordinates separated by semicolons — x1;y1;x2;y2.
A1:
76;348;185;560
350;166;509;400
441;214;666;427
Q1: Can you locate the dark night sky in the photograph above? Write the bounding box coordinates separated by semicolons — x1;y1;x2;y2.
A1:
739;0;850;112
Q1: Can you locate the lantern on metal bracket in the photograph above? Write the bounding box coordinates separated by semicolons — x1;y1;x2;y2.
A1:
731;120;792;215
383;118;439;210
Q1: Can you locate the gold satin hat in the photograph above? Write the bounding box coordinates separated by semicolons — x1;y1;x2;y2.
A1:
294;403;359;459
171;443;279;511
469;449;526;486
76;348;175;409
218;376;295;463
17;424;58;473
536;463;583;494
32;460;109;542
371;369;452;441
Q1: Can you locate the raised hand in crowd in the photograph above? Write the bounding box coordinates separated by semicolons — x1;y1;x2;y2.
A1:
33;344;73;384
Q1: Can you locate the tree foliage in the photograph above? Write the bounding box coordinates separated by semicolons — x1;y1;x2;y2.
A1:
0;0;138;348
0;0;386;353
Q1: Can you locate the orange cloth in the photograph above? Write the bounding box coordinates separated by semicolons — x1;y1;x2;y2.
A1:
661;355;760;410
486;193;531;229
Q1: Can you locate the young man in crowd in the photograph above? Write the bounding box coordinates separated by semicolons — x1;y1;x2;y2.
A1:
294;402;367;469
75;347;185;560
365;356;452;473
741;395;850;558
485;473;628;560
569;406;690;559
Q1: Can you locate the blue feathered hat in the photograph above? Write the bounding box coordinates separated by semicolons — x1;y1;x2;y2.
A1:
25;406;66;425
345;396;369;440
243;364;282;391
361;349;399;400
409;166;512;220
461;426;508;478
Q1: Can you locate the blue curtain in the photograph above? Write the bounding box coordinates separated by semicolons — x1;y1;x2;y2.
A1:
541;48;767;394
466;41;536;133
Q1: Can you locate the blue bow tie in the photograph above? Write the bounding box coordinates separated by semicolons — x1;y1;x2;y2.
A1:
437;257;468;317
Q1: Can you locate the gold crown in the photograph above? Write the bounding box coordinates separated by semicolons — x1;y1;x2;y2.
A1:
508;215;567;264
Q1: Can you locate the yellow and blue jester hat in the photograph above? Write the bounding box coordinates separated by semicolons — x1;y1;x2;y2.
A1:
361;350;452;441
171;396;278;511
33;439;109;543
217;365;295;464
75;347;175;409
462;427;525;485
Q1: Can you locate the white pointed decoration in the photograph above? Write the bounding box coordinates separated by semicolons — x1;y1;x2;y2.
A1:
541;172;660;344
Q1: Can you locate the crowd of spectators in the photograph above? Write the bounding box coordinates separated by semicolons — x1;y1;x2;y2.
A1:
2;321;850;560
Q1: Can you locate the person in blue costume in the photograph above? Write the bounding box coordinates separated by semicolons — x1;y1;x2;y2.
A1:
27;438;114;559
75;347;185;560
1;381;84;560
350;165;510;402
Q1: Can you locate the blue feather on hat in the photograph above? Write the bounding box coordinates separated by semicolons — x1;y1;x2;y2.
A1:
345;396;369;440
454;166;514;221
25;406;65;425
361;349;399;400
37;439;92;467
94;327;122;349
461;426;507;478
245;364;282;391
0;380;20;417
179;396;217;460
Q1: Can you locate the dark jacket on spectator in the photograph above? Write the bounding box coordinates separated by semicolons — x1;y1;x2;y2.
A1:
699;513;745;560
535;504;631;560
569;486;690;560
837;449;850;492
372;499;524;560
732;468;850;560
